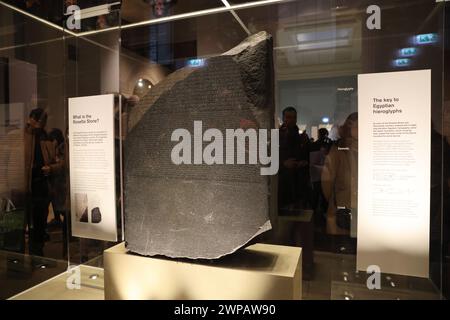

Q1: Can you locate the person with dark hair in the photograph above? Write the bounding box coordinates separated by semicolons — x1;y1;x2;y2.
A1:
316;128;332;150
279;107;300;210
48;128;64;146
321;112;358;252
278;107;310;211
282;107;297;126
318;128;328;137
25;108;63;258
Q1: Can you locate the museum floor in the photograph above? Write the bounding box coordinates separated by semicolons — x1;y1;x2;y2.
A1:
1;248;441;300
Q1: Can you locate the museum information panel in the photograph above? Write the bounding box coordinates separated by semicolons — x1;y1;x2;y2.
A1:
68;94;118;241
357;70;431;278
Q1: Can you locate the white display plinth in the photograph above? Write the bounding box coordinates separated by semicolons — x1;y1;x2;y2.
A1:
104;242;302;300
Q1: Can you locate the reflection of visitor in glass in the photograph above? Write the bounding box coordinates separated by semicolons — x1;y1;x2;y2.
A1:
321;112;358;245
26;108;63;258
278;107;310;212
299;130;312;207
48;128;66;221
96;15;109;30
310;128;333;228
65;0;77;7
314;128;332;152
25;0;40;9
48;128;69;257
150;0;176;17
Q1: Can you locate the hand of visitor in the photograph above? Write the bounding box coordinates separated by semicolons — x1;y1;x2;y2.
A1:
297;160;309;168
284;158;298;169
42;165;51;176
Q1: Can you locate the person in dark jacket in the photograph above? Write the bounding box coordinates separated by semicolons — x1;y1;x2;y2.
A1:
25;108;63;257
278;107;310;211
310;128;333;227
47;128;66;225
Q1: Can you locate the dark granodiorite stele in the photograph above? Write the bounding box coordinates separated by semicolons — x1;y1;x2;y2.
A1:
124;31;275;259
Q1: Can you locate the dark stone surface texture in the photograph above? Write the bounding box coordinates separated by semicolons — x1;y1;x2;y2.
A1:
124;32;275;259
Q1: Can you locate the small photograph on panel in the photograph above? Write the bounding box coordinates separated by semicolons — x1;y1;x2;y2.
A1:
91;207;102;224
75;193;88;223
89;194;102;224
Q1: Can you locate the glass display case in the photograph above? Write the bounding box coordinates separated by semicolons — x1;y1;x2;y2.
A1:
0;0;448;300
